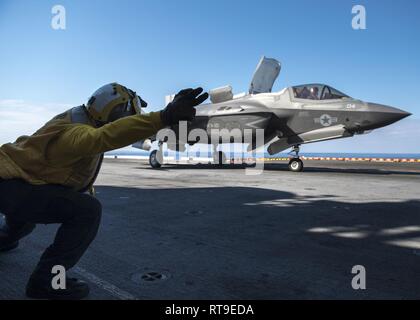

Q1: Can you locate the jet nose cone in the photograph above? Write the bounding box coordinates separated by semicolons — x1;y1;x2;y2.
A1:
367;103;411;129
400;110;412;119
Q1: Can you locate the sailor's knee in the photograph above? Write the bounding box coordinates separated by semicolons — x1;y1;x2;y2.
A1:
86;196;102;221
27;223;36;233
78;195;102;223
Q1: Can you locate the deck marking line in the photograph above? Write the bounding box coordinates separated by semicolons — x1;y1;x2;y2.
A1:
74;267;137;300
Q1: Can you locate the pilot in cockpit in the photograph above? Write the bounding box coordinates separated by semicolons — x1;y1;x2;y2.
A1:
308;86;319;100
297;86;310;99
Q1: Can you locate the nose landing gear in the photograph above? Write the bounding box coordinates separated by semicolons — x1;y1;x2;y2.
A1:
149;149;162;168
149;142;163;168
288;145;304;172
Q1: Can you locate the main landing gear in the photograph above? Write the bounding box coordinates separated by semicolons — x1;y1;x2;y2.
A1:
288;145;304;172
212;145;227;166
213;151;227;166
149;142;163;168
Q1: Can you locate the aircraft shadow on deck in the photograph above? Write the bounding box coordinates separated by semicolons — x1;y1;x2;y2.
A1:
94;185;420;298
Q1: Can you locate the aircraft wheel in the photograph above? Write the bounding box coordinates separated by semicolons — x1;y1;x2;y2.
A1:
149;150;162;168
288;158;304;172
213;151;226;166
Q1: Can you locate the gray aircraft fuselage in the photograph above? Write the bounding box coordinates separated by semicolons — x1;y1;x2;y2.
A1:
134;57;411;159
172;85;410;155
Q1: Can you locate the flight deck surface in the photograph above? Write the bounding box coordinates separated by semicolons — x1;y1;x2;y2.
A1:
1;159;419;299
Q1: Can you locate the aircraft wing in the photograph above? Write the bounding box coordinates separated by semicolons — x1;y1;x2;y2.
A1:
267;125;354;155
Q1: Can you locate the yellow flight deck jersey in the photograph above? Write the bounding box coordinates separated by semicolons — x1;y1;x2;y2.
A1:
0;105;163;192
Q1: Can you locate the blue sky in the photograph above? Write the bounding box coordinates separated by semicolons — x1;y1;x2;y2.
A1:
0;0;419;152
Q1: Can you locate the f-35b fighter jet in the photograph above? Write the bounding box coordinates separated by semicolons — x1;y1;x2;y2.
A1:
133;56;411;172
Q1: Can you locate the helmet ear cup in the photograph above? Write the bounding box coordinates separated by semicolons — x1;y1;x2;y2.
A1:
107;102;136;123
108;103;125;123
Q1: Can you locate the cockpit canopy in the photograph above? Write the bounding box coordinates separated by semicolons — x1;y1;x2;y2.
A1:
292;84;350;100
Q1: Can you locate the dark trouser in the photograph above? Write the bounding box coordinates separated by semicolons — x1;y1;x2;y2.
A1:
0;178;102;280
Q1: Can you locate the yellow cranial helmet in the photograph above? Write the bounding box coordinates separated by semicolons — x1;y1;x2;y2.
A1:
86;83;147;123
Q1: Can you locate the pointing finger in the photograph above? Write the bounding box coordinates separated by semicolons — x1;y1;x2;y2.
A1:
194;92;209;106
185;87;204;99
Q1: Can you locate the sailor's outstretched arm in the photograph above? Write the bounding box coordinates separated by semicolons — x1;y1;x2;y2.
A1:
53;112;164;157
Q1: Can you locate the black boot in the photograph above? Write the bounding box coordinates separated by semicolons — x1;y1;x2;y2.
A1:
26;275;90;300
0;218;35;252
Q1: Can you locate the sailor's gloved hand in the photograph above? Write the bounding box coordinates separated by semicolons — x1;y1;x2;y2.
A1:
160;87;208;127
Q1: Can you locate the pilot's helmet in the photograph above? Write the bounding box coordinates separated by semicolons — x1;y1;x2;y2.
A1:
310;86;319;94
